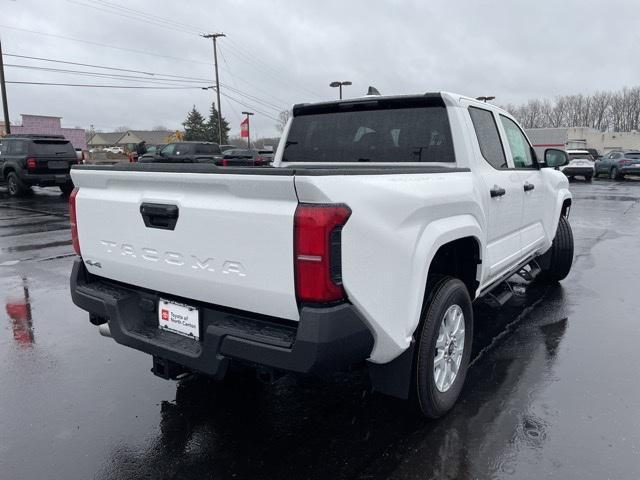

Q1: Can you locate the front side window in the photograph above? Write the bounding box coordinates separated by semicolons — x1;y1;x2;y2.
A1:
500;115;534;168
283;105;455;163
468;107;507;169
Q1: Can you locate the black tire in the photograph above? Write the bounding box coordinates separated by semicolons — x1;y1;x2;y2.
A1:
413;277;473;419
537;216;574;283
610;167;622;180
59;183;74;195
6;171;30;197
585;175;592;182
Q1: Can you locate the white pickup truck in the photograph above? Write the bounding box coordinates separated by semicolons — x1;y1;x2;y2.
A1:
69;92;573;418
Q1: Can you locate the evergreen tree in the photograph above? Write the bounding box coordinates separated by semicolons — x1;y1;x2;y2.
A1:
182;106;208;141
206;102;230;144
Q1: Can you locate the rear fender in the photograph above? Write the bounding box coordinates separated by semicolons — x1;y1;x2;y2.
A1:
406;214;483;346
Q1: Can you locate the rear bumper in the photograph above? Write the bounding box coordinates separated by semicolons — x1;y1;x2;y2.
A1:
620;166;640;175
70;259;374;377
20;172;72;186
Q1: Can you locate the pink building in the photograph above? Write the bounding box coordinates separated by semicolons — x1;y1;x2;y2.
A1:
0;114;86;149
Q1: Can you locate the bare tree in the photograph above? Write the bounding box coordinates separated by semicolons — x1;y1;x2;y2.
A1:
276;110;291;133
115;125;131;132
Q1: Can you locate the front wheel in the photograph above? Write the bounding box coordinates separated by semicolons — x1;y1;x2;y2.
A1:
413;277;473;418
537;216;574;283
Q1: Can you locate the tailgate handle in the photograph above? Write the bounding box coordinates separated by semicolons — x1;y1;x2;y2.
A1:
140;203;179;230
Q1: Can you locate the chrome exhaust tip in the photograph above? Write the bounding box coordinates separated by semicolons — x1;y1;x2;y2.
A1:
98;323;112;338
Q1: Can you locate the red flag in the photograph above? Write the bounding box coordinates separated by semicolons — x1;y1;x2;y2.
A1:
240;118;249;138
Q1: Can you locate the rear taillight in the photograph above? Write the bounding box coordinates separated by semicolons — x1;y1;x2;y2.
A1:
220;159;229;166
69;188;81;255
26;157;37;172
294;204;351;303
620;159;632;166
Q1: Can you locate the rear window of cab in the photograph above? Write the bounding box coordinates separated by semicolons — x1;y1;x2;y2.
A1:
283;102;455;163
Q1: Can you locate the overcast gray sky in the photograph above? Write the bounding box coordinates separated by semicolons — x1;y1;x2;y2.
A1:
1;0;638;138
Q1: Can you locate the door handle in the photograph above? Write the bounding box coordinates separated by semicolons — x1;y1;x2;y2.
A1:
140;203;179;230
523;182;535;192
490;186;506;198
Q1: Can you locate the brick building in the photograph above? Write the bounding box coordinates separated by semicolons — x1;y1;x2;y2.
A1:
0;114;86;149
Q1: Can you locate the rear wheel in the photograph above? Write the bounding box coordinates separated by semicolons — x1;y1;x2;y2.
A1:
6;171;30;197
413;277;473;418
585;175;592;182
610;167;622;180
537;216;574;283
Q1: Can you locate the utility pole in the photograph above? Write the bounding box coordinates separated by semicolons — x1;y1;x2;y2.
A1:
241;111;254;149
202;33;225;144
0;38;11;134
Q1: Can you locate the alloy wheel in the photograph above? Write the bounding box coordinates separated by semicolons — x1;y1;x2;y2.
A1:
433;304;465;393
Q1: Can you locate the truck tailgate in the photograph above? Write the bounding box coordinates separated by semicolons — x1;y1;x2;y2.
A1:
71;168;300;321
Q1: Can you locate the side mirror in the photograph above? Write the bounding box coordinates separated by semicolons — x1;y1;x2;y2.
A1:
544;148;568;168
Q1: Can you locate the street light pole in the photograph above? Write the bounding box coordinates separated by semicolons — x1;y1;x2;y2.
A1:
0;38;11;134
202;32;225;144
241;111;254;149
330;80;352;100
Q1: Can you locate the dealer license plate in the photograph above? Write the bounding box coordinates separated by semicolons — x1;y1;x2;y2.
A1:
158;299;200;340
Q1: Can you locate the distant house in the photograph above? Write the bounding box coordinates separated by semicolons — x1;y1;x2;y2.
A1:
87;132;123;148
1;114;86;149
116;130;173;150
87;130;175;150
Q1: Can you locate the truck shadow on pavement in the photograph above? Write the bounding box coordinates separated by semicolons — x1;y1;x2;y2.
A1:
97;283;569;480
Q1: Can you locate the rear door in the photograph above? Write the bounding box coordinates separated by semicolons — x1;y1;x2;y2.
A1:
72;167;301;320
466;104;525;280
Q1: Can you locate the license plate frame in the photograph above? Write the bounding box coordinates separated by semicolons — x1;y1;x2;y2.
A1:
158;298;200;340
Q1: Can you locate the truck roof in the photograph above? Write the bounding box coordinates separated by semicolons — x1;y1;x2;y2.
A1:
292;91;510;116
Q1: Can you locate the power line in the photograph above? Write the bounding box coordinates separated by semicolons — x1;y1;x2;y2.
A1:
63;0;325;100
219;91;280;121
67;0;201;36
0;24;211;66
3;54;212;81
5;81;204;89
4;64;208;86
4;58;289;111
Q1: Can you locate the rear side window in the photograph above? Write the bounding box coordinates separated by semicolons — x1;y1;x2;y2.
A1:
31;140;74;156
195;144;221;154
468;107;507;169
283;106;455;163
626;153;640;159
173;143;194;155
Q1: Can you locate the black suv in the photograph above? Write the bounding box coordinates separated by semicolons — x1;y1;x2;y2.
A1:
0;134;77;196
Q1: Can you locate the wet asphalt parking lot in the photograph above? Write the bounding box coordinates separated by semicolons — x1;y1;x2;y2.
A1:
1;179;639;480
